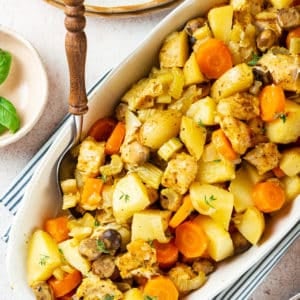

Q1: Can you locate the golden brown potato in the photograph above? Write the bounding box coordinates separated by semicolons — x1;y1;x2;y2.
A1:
139;109;181;149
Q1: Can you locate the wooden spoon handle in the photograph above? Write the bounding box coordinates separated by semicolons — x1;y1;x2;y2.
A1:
64;0;88;115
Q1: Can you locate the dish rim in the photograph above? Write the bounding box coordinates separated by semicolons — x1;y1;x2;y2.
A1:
0;25;48;147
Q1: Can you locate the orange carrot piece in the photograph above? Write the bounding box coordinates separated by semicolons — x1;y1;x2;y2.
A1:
195;38;233;79
211;129;238;161
259;84;286;122
105;121;126;155
175;220;208;258
143;276;179;300
153;239;179;269
87;117;117;142
272;166;286;178
48;270;82;298
286;26;300;49
44;216;69;243
81;177;104;207
252;181;286;213
169;195;194;228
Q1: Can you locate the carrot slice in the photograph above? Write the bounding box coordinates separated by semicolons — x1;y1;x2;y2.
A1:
80;177;104;208
175;220;208;258
169;195;194;228
87;117;117;142
44;216;69;243
286;26;300;49
252;181;286;213
143;276;179;300
105;121;126;155
211;129;238;161
195;38;233;79
259;84;286;122
153;239;179;269
48;270;82;298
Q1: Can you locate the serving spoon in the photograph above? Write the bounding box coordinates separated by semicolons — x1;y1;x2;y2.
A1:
56;0;88;186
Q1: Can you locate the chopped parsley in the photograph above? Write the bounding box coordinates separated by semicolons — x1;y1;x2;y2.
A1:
119;191;130;202
38;254;50;266
197;119;205;127
204;194;217;209
247;53;261;66
147;239;154;247
213;159;221;163
104;295;114;300
144;296;158;300
276;112;287;123
94;219;100;227
100;174;107;183
96;239;110;254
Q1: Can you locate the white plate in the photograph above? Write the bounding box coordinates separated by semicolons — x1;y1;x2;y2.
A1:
0;26;48;147
7;0;300;298
45;0;183;17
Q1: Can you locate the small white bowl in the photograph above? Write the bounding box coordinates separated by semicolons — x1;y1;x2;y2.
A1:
0;26;48;147
6;0;300;299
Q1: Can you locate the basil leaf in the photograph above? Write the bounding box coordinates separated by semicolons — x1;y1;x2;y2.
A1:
0;123;7;134
0;96;20;133
0;49;12;84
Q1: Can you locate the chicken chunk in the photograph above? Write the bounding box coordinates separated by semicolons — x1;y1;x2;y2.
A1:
230;0;265;15
217;92;260;121
76;137;106;179
277;6;300;30
258;48;300;93
220;116;252;155
161;152;198;195
75;276;123;300
168;263;206;295
248;117;268;146
31;281;54;300
122;78;164;111
244;142;281;175
115;239;158;279
192;259;215;275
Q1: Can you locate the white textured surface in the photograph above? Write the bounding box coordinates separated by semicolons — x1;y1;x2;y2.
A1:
0;0;299;299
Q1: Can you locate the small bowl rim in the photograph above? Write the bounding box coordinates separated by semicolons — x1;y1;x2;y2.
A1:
0;25;48;147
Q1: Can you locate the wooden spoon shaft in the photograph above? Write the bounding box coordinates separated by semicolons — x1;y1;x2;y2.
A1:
64;0;88;115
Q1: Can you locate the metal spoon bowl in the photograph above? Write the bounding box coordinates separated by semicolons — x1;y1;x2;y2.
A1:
56;0;88;192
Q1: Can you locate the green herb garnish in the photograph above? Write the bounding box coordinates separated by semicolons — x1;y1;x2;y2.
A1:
147;239;154;247
96;239;110;254
276;112;287;123
119;191;130;202
197;119;205;127
100;174;107;183
213;159;221;163
104;295;114;300
144;296;158;300
204;194;217;209
38;254;50;266
0;96;20;133
94;219;100;227
247;53;261;66
0;49;12;84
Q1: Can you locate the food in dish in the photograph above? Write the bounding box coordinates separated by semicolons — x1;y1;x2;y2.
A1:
27;0;300;299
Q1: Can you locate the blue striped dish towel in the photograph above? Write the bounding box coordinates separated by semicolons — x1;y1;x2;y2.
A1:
1;72;299;299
